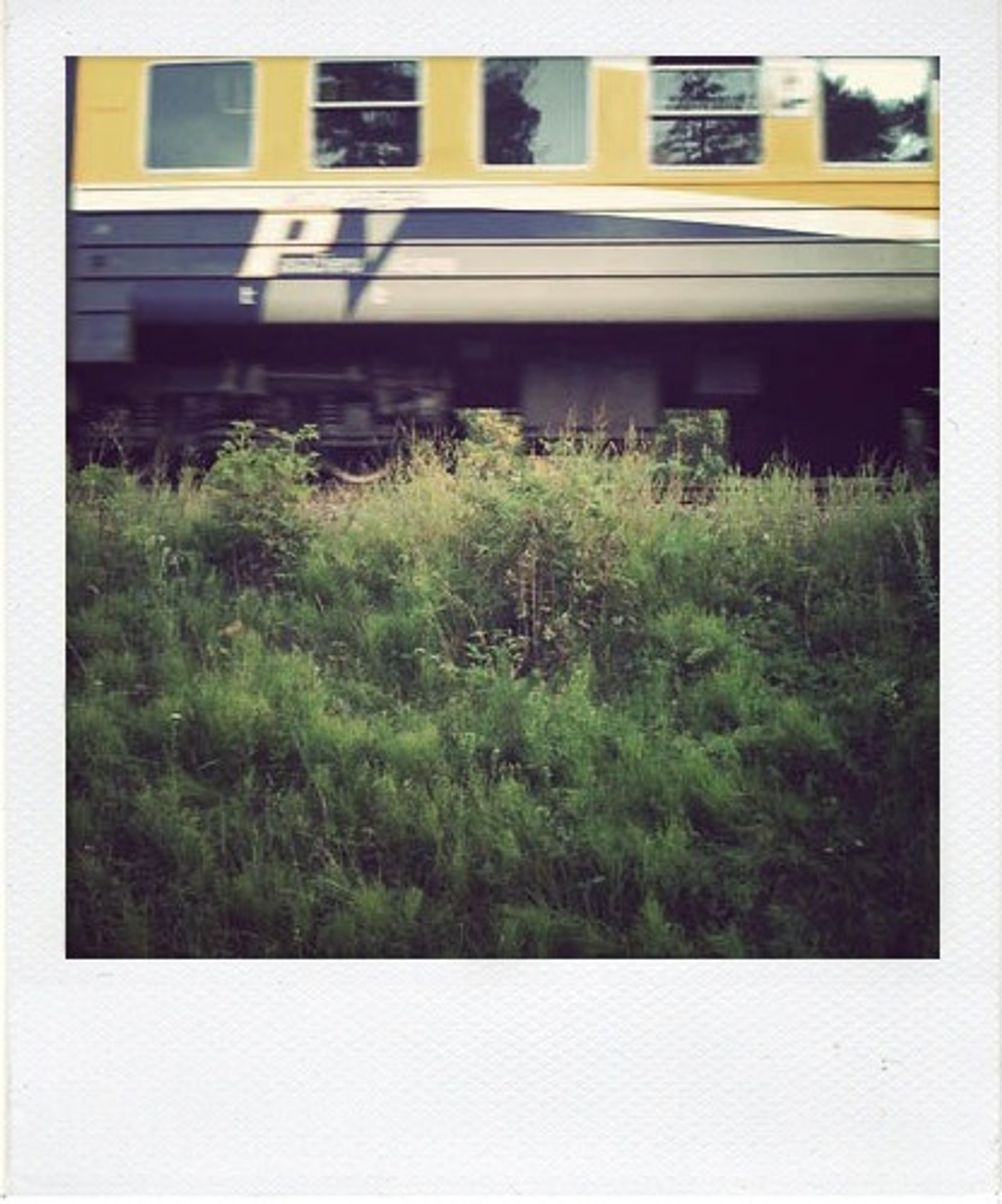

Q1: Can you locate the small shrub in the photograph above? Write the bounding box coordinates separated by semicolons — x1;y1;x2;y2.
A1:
653;409;730;492
455;408;524;477
198;421;319;586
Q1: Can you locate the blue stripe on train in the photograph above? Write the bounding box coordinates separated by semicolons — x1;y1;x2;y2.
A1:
72;207;826;250
73;245;250;278
71;212;259;246
391;209;827;243
132;279;265;323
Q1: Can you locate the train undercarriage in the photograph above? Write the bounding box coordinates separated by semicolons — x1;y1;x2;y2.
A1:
67;319;938;478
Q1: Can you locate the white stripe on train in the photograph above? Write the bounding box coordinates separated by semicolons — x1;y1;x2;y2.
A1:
72;183;939;242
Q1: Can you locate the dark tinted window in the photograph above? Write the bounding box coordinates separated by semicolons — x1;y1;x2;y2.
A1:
315;109;419;168
315;60;418;104
313;60;420;169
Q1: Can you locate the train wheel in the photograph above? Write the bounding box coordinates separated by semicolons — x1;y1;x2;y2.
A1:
327;447;393;486
328;464;390;486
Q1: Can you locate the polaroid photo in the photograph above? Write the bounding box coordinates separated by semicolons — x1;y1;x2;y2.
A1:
4;0;999;1194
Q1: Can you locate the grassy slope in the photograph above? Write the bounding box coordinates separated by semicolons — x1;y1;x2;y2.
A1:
66;428;939;957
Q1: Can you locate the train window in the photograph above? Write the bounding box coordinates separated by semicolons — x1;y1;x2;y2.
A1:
312;60;421;168
146;61;253;170
482;58;588;165
822;58;933;163
649;57;761;166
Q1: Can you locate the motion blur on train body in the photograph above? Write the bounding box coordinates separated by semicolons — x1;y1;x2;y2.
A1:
68;54;939;475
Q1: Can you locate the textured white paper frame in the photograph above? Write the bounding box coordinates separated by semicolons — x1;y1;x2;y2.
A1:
4;0;1000;1193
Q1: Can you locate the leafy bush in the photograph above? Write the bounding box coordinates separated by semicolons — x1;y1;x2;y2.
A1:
653;408;730;491
197;421;319;587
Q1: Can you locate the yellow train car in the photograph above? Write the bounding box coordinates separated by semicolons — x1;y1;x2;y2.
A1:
68;55;939;469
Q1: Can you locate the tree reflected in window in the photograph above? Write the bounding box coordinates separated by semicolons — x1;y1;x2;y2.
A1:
652;67;757;112
649;60;761;166
652;117;759;165
483;58;587;165
823;59;932;163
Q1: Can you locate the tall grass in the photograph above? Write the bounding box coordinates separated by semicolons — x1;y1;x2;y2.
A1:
67;421;938;957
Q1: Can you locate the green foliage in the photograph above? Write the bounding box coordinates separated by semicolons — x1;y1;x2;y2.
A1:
653;409;730;491
197;421;319;587
66;432;938;958
454;408;525;478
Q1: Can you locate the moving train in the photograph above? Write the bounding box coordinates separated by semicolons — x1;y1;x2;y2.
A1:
67;55;939;473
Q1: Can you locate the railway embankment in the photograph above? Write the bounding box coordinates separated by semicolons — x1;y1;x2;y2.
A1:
67;420;938;957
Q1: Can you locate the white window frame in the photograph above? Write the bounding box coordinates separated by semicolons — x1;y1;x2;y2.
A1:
648;59;763;168
143;59;257;173
310;57;424;171
818;56;936;169
477;57;593;170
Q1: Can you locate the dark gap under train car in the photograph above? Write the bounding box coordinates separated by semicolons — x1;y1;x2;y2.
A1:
68;319;938;475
